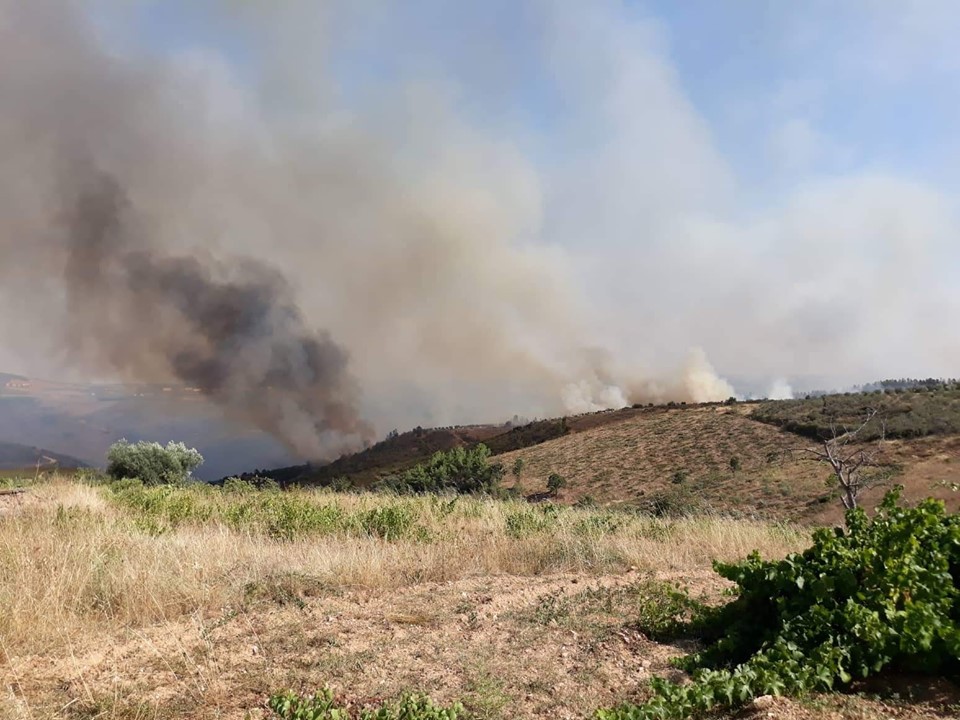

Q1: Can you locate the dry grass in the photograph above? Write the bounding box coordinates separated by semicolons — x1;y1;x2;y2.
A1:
497;406;960;524
0;478;807;659
2;477;955;720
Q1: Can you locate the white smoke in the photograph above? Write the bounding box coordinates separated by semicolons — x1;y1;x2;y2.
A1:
766;379;795;401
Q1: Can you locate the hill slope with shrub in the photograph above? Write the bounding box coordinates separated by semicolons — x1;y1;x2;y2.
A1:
751;384;960;440
0;440;88;471
496;404;960;523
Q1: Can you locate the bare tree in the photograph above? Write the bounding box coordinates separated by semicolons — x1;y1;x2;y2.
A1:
805;409;887;510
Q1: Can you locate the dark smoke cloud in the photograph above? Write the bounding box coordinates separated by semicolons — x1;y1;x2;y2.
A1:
60;169;370;458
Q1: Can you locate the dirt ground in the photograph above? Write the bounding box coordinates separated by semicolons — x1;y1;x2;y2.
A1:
4;569;957;720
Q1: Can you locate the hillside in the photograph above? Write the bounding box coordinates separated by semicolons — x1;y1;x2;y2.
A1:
752;384;960;440
266;408;688;488
0;374;296;479
0;441;87;471
246;392;960;525
496;403;960;524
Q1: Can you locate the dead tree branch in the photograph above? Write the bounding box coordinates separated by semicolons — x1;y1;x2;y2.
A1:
805;409;886;510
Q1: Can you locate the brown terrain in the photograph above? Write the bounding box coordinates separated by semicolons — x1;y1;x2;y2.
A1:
1;482;957;720
495;403;960;525
2;388;959;719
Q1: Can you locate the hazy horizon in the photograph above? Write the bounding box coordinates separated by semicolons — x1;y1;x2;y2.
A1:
1;1;957;455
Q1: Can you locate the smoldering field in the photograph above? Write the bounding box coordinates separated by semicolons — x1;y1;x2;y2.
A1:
0;1;958;462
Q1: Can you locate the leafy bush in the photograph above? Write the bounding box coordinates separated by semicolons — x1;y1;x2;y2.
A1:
597;488;960;719
547;472;567;496
105;440;203;485
379;444;504;495
644;485;708;518
268;688;463;720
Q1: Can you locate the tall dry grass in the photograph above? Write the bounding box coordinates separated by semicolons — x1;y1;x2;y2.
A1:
0;476;810;658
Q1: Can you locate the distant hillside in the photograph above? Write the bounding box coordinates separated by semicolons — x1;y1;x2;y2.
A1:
243;408;664;488
241;390;960;526
0;441;87;471
240;424;506;487
0;374;297;479
752;385;960;440
495;403;960;524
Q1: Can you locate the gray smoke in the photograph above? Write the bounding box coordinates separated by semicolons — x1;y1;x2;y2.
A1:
61;169;370;457
0;1;372;458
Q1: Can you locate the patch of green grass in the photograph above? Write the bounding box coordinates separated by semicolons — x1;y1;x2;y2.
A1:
268;688;464;720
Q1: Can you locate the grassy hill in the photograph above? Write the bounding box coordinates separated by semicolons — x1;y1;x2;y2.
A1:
245;390;960;526
267;408;704;489
497;403;960;524
751;384;960;440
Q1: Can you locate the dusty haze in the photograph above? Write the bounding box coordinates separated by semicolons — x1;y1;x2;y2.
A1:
0;1;957;458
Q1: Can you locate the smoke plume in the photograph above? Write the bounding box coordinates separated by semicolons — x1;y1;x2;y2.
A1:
4;1;954;458
62;169;370;457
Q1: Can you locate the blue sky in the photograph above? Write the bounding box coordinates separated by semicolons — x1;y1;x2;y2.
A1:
112;0;960;199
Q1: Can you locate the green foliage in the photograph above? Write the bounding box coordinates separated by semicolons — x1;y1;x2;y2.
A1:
547;472;566;496
352;504;418;541
511;457;524;478
597;488;960;719
753;386;960;441
379;444;505;495
103;480;427;541
505;504;562;539
268;688;463;720
632;581;705;641
105;439;203;486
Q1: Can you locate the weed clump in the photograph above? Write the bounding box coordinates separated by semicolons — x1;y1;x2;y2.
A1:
268;688;463;720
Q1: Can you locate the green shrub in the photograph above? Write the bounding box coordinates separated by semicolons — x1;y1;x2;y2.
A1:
597;488;960;719
547;472;567;496
105;439;203;485
644;485;707;518
258;494;344;540
379;444;504;495
268;688;463;720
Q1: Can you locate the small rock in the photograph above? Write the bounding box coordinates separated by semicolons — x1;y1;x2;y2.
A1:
748;695;775;711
